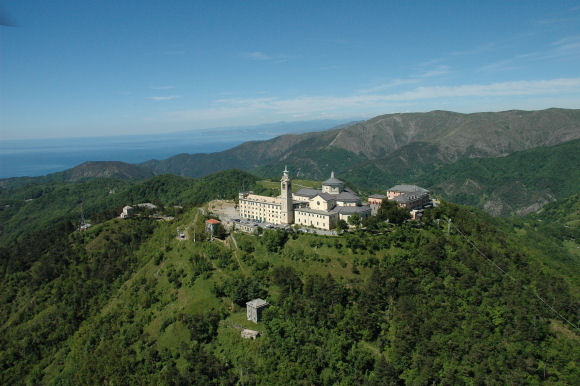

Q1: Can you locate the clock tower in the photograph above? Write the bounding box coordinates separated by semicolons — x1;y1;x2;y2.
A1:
280;166;294;224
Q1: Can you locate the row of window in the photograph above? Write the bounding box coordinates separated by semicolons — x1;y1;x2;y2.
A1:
241;210;279;218
240;200;280;209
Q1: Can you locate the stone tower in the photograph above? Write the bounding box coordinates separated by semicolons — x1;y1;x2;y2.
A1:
280;166;294;224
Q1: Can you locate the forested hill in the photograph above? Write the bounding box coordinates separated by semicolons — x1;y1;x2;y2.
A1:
142;108;580;180
0;169;258;244
0;199;577;384
342;139;580;217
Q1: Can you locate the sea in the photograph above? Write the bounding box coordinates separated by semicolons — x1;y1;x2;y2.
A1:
0;135;241;179
0;120;351;179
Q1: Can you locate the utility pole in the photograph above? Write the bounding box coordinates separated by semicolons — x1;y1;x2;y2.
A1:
447;218;451;235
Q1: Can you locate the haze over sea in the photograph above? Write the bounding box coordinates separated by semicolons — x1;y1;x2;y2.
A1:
0;120;348;179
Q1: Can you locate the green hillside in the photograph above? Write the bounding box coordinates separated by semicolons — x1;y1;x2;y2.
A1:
0;169;258;244
415;139;580;216
1;197;578;384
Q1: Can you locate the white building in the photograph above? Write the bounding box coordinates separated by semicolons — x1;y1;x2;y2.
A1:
238;169;370;230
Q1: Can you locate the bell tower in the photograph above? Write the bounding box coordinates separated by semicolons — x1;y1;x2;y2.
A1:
280;166;294;224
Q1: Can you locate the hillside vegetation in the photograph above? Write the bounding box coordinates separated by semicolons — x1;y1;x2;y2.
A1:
0;188;578;383
0;169;258;244
416;140;580;216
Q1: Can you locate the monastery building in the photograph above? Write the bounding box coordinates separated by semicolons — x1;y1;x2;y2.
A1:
238;168;370;230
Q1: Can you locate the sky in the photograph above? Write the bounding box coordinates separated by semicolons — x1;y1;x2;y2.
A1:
1;0;580;140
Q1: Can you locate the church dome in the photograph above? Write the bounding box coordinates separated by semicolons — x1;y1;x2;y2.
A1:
322;171;344;186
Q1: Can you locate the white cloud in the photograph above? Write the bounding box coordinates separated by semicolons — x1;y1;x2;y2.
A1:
387;78;580;100
149;95;180;101
243;51;272;60
166;77;580;124
359;65;450;93
418;65;451;78
481;35;580;73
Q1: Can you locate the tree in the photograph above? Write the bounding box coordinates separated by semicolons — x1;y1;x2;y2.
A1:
261;229;288;252
377;200;410;225
337;219;349;231
348;213;361;227
272;266;303;296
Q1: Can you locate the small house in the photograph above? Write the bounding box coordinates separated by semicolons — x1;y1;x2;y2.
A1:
205;219;221;233
246;298;269;323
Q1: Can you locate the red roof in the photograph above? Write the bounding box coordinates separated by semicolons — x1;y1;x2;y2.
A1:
205;219;221;224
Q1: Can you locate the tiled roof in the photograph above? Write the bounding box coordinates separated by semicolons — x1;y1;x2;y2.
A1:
246;298;269;308
336;205;371;215
388;184;428;193
369;194;386;199
294;188;321;198
314;192;336;201
337;191;360;202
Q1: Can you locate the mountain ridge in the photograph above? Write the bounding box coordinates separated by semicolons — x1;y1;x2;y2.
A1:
143;108;580;179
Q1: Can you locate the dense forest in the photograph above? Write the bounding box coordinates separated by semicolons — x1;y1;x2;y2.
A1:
0;167;578;384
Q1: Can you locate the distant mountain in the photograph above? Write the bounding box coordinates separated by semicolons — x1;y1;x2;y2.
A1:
0;161;154;191
143;108;580;182
59;161;154;181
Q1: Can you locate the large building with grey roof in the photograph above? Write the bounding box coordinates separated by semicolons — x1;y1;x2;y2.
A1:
387;184;430;210
238;169;370;230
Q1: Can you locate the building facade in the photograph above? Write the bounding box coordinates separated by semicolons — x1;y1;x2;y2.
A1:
368;194;386;216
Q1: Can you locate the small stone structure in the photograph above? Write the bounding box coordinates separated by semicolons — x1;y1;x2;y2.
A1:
205;219;221;232
241;329;260;339
246;298;269;323
120;205;133;219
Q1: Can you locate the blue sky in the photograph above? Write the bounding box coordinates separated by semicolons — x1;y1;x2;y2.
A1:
1;0;580;139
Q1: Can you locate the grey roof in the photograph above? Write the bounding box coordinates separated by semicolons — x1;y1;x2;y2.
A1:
314;192;336;201
369;194;386;199
388;184;428;193
322;171;344;186
246;298;269;308
295;207;337;216
294;188;321;198
336;205;371;215
337;190;361;202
